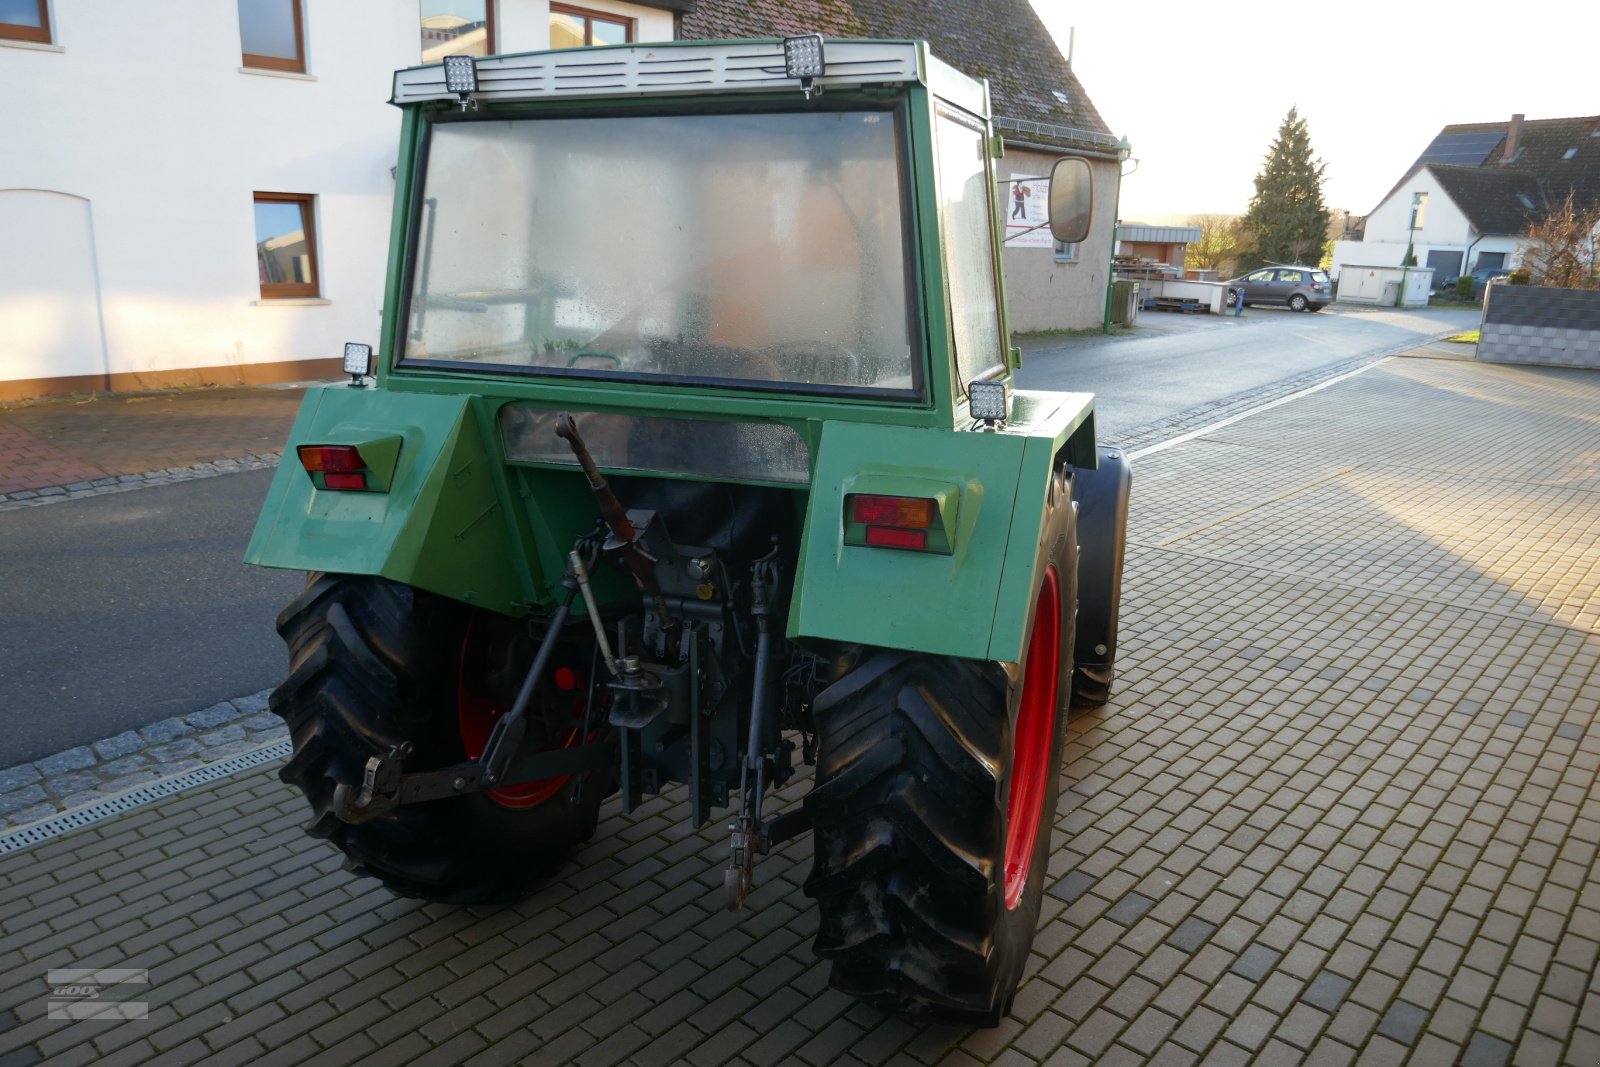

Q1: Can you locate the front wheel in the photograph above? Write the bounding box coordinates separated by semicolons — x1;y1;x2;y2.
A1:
270;574;608;903
803;470;1078;1024
1225;289;1239;307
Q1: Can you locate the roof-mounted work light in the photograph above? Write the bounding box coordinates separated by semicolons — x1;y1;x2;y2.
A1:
442;54;478;110
783;34;825;99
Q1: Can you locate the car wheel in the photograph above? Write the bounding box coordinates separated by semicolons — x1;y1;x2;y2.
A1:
1288;294;1309;312
1225;289;1238;308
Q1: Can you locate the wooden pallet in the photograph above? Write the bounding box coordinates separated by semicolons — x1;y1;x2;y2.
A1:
1141;297;1206;313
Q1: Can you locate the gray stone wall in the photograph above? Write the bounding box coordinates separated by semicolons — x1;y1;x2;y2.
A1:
1478;284;1600;368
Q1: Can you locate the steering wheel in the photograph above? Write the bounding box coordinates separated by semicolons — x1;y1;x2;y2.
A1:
566;349;622;368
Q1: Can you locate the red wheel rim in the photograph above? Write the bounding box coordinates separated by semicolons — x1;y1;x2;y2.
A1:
457;618;586;809
1003;566;1060;910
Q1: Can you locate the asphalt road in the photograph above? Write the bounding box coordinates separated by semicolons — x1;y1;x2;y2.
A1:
0;470;302;766
0;303;1480;767
1017;303;1481;440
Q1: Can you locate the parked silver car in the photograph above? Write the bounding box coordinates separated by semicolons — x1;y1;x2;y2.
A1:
1225;266;1332;312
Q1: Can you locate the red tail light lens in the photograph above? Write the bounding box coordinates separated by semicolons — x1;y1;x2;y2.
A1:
865;526;927;550
850;494;936;529
322;472;367;490
298;445;366;473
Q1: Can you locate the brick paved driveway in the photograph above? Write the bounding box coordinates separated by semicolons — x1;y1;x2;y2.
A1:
1;355;1596;1066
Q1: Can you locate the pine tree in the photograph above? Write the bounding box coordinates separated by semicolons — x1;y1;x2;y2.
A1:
1241;107;1330;271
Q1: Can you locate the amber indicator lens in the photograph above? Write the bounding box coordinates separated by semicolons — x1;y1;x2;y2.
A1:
850;494;936;529
298;445;366;473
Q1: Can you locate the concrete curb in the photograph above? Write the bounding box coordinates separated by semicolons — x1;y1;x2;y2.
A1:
0;690;288;831
0;453;281;512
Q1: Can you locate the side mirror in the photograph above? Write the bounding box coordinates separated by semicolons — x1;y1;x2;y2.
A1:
1048;157;1094;245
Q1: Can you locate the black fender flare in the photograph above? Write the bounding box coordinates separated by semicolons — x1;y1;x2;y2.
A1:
1071;446;1131;689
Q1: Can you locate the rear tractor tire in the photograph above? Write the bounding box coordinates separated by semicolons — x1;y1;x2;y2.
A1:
803;470;1078;1024
270;574;607;904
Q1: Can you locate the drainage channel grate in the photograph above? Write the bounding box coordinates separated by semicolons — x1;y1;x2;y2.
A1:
0;740;291;856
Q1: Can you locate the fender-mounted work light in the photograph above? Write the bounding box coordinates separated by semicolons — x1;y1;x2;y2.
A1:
442;54;478;109
343;342;372;387
783;34;825;98
968;379;1010;426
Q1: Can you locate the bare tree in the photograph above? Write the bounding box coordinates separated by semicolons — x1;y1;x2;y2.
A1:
1185;214;1253;274
1520;192;1600;289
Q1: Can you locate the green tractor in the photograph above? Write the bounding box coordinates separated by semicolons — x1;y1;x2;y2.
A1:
247;35;1130;1025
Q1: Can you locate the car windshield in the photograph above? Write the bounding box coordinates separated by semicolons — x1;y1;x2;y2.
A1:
401;110;917;395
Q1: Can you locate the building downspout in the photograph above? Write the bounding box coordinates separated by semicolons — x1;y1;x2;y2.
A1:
1102;140;1134;333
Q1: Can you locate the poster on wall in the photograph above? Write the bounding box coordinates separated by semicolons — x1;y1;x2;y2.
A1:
1004;177;1053;248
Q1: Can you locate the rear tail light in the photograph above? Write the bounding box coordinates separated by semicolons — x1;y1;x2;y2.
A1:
851;494;935;529
298;445;368;491
846;493;948;553
299;445;365;473
865;526;927;550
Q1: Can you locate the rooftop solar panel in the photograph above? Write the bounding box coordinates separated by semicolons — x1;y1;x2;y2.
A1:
1414;130;1504;167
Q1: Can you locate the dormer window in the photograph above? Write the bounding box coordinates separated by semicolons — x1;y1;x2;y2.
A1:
1563;147;1578;160
1516;193;1535;210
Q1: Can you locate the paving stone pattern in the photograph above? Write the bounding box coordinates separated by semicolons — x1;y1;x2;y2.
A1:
0;357;1597;1065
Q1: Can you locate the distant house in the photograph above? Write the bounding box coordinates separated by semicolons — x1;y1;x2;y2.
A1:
681;0;1127;332
1332;114;1600;284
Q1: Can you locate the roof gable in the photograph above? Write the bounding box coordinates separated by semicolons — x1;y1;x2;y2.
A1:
1380;115;1600;232
678;0;1111;143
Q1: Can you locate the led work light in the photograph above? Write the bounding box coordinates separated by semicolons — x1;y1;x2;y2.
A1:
783;34;825;97
968;379;1010;425
343;342;373;387
442;54;478;108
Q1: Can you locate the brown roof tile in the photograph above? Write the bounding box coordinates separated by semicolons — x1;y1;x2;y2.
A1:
679;0;1111;141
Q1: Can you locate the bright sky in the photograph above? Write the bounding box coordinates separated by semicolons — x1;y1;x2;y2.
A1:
1029;0;1600;223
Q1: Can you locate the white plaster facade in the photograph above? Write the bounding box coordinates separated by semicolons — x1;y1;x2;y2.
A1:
1330;166;1522;283
0;0;675;397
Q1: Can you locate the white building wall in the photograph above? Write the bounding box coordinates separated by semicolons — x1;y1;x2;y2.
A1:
0;0;676;396
1334;166;1526;283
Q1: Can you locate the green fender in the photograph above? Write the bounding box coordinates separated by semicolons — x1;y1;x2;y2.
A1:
244;386;531;615
791;390;1096;664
